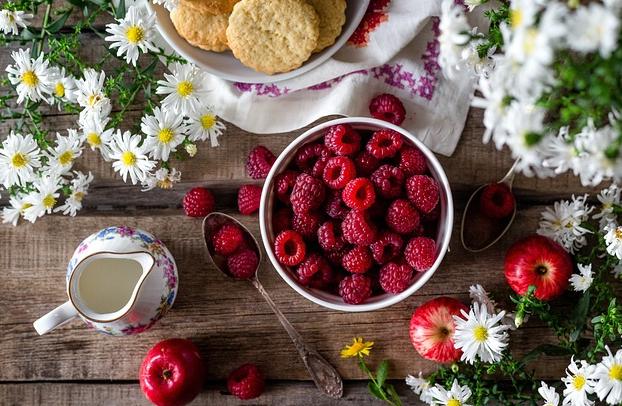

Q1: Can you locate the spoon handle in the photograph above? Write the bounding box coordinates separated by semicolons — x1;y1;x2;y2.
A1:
250;277;344;399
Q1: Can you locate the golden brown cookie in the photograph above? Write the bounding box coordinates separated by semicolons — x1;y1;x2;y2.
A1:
170;4;230;52
226;0;320;74
306;0;347;53
179;0;240;15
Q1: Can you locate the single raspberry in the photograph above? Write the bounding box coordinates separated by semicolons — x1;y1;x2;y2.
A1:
246;145;276;180
273;230;306;266
342;178;376;211
211;223;244;255
292;210;324;241
479;182;516;219
323;189;349;220
272;207;293;235
182;187;215;217
404;236;436;272
294;142;331;174
238;184;263;215
354;151;381;178
342;245;373;274
398;146;427;177
311;153;332;179
341;210;377;246
324;246;351;267
317;220;346;251
369;93;406;125
379;262;413;293
296;252;335;289
290;173;326;214
324;124;361;156
405;175;439;214
274;170;300;205
227;249;259;279
369;230;404;265
227;363;265;400
322;156;357;189
339;274;372;304
370;165;404;199
385;199;420;234
366;128;403;159
421;203;441;223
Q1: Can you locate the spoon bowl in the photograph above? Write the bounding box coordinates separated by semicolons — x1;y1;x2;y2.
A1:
202;212;343;399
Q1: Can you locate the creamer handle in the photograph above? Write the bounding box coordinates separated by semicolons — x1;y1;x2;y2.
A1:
33;301;78;335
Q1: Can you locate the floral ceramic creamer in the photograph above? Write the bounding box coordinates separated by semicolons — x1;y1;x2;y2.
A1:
33;226;177;336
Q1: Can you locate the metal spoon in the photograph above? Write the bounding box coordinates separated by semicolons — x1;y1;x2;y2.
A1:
202;212;344;399
460;159;519;252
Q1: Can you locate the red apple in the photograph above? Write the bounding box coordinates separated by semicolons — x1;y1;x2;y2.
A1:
504;234;573;301
139;338;206;406
409;296;468;363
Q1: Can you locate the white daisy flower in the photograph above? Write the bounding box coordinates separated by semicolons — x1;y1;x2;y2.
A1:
405;372;433;404
141;167;181;192
561;357;596;406
0;132;42;188
74;69;112;122
22;175;62;223
471;67;510;147
78;115;114;161
0;9;33;35
459;28;496;78
573;121;621;187
1;194;29;226
540;127;580;177
508;0;541;33
141;106;187;161
105;5;158;67
48;66;77;107
566;3;620;58
594;346;622;404
611;264;622;279
453;301;510;364
438;0;471;78
569;263;593;293
539;381;560;406
604;224;622;260
5;48;53;104
185;143;197;157
537;195;593;254
109;130;156;185
42;130;83;176
593;184;620;232
156;62;209;115
54;171;93;217
469;284;497;315
185;104;226;146
151;0;179;12
428;379;473;406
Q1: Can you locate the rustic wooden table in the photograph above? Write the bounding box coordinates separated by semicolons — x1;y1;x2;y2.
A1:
0;11;602;406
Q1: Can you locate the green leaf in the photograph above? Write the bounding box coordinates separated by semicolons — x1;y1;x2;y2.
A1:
115;0;126;19
141;58;159;76
385;383;402;406
65;0;86;7
20;28;37;40
367;382;385;402
518;344;573;369
46;11;71;34
376;360;389;388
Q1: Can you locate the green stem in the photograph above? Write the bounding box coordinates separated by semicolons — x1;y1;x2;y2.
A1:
35;0;53;56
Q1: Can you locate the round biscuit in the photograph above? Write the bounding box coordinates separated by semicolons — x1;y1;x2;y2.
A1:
306;0;347;53
170;5;230;52
179;0;240;14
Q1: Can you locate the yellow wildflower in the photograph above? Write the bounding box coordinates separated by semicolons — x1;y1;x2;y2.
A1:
341;338;374;358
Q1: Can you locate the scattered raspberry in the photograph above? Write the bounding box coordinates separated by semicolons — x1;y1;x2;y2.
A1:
479;182;515;219
182;187;215;217
405;175;439;214
342;178;376;210
370;165;404;199
238;184;263;215
211;224;243;256
369;93;406;125
323;189;349;220
323;156;357;189
385;199;420;234
324;124;361;156
290;173;326;214
274;170;300;205
404;237;436;272
294;142;331;174
341;209;377;246
292;210;324;241
354;151;382;178
227;249;259;279
274;230;306;266
297;252;335;289
317;220;346;251
398;146;427;177
370;230;404;265
342;245;373;274
311;154;331;179
379;262;413;293
339;274;372;304
227;363;265;400
366;128;403;159
246;145;276;180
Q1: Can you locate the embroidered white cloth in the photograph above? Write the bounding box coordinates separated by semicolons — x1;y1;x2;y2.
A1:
156;0;485;156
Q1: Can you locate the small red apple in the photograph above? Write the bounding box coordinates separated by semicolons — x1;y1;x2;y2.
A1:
139;338;206;406
409;296;468;363
504;234;573;301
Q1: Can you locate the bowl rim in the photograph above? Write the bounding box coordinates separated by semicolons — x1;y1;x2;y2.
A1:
259;117;454;312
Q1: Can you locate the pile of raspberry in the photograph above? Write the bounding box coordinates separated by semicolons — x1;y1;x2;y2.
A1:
209;221;259;280
270;123;441;305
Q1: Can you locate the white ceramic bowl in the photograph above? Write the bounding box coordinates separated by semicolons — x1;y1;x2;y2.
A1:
147;0;370;83
259;117;454;312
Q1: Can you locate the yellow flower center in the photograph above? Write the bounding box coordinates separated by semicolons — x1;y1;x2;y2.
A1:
88;94;101;106
87;133;101;147
55;82;65;97
610;365;622;381
125;25;144;44
474;326;488;342
615;227;622;240
11;152;28;168
524;28;537;55
75;192;85;201
177;81;193;97
22;70;38;87
447;400;462;406
122;151;137;166
201;114;216;130
510;9;522;28
59;150;73;166
158;128;174;144
157;179;173;189
573;375;586;390
20;203;33;213
43;195;56;209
